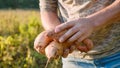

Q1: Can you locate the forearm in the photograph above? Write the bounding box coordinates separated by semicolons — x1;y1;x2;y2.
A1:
41;11;61;30
88;0;120;29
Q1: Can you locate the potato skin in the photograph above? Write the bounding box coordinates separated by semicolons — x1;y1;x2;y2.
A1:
34;30;93;59
34;31;53;54
47;30;94;53
45;41;63;59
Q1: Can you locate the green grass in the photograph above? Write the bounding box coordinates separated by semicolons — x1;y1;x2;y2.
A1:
0;9;47;68
0;9;62;68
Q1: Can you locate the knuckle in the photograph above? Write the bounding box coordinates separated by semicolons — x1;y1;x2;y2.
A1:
63;33;69;39
65;22;70;25
71;27;78;32
75;26;80;30
56;25;64;30
71;28;75;31
56;25;60;29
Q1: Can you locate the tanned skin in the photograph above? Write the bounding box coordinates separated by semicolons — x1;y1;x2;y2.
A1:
35;0;120;57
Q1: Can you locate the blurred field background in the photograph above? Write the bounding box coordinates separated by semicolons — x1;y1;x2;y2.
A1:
0;0;62;68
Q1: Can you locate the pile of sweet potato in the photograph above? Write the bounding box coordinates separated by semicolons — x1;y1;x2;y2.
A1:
34;30;93;60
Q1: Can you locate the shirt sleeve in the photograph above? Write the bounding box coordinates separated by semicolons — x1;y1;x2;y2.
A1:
39;0;58;12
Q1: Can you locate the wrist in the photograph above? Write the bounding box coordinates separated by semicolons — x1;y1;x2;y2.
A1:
43;21;61;31
86;8;115;30
87;1;120;30
85;15;103;31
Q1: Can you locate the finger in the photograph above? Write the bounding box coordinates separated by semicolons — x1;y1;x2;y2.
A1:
59;27;79;42
62;49;69;58
77;34;87;43
55;22;74;33
68;31;83;43
83;39;93;50
69;45;76;53
77;45;88;53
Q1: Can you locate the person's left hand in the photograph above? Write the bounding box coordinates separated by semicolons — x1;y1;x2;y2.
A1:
55;17;95;43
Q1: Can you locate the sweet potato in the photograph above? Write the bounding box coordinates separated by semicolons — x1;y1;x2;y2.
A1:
44;31;93;68
45;41;63;59
47;30;93;52
34;30;93;59
45;30;93;59
34;31;53;54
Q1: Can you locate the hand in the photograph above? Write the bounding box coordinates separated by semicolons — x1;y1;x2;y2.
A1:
76;38;93;53
34;30;94;59
47;28;94;58
62;44;76;58
55;17;95;43
62;38;94;58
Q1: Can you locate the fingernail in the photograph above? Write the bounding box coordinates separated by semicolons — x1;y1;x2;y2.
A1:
59;38;64;42
55;28;60;33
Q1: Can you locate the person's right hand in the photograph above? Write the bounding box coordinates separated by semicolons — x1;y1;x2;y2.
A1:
47;30;94;58
34;30;93;58
76;38;93;53
61;39;94;58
